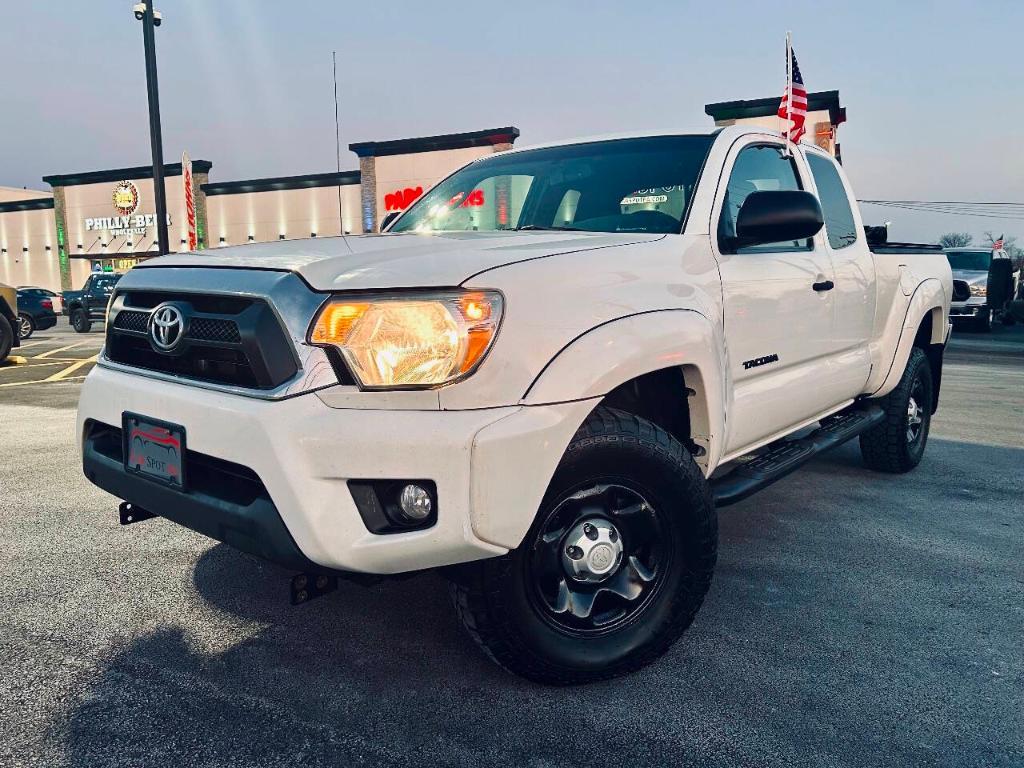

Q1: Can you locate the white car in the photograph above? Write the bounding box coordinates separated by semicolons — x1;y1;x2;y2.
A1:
78;126;952;683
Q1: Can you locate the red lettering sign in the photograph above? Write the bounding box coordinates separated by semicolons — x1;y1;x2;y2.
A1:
384;186;423;212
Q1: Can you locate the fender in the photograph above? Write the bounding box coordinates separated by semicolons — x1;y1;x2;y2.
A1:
470;310;727;551
867;278;946;399
523;309;727;472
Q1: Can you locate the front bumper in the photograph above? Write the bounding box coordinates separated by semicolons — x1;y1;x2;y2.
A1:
949;297;987;317
78;365;592;574
34;313;57;331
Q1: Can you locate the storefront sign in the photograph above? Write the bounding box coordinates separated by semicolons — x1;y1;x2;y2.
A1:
384;186;423;211
182;152;198;250
85;180;171;236
85;213;172;236
112;180;140;216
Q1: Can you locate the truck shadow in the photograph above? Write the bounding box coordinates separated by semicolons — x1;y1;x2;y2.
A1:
55;437;1023;767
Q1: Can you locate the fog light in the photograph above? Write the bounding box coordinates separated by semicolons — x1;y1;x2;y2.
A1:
399;484;432;521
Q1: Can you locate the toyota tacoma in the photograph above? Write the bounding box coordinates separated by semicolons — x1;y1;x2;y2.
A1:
78;127;952;684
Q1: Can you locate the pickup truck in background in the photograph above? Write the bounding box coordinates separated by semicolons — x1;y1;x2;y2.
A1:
0;282;19;363
77;126;952;684
944;248;1020;331
63;272;121;333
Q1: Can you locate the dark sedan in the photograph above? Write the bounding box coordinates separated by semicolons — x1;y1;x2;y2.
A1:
15;287;58;339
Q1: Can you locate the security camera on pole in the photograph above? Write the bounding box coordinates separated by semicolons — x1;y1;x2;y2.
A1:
133;1;170;257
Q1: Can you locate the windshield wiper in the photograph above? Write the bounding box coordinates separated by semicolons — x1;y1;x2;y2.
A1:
515;224;586;232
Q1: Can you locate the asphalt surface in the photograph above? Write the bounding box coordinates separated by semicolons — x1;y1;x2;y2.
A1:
0;322;1021;767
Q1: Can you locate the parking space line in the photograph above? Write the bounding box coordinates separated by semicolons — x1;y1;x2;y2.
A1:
0;360;66;373
45;355;98;381
34;342;88;359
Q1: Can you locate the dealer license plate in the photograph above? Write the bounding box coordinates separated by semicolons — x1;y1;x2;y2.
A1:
123;413;187;489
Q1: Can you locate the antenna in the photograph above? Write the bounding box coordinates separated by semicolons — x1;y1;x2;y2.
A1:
332;50;346;240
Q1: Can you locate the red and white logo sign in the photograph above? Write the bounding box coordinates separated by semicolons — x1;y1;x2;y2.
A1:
182;151;197;251
384;186;424;212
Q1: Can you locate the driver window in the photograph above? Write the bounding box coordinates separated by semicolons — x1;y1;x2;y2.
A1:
719;144;810;253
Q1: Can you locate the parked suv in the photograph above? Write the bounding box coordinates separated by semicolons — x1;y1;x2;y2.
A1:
78;127;952;683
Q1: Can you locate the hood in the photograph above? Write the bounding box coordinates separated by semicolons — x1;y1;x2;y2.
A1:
138;231;663;291
951;269;987;284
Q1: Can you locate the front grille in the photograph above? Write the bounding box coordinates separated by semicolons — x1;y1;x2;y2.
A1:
105;291;297;390
188;317;242;344
108;334;260;388
113;310;148;333
114;309;242;344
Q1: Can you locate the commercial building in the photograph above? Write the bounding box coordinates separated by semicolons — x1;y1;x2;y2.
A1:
0;91;843;293
0;127;519;291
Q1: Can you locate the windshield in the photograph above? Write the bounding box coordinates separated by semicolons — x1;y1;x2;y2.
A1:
946;250;991;271
92;274;120;291
390;136;715;236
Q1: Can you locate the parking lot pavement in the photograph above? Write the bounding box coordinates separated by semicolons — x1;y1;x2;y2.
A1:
0;325;1021;768
0;322;104;407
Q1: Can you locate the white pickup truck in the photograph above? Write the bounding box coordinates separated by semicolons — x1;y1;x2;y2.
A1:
78;126;952;684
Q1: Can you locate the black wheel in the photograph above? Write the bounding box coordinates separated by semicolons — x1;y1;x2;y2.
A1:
17;313;34;340
974;308;992;332
860;347;932;474
0;314;12;362
448;406;717;685
72;309;92;333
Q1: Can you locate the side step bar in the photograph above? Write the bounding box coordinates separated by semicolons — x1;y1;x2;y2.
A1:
711;404;885;508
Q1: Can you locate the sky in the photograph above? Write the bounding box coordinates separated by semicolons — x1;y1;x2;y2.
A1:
3;0;1022;243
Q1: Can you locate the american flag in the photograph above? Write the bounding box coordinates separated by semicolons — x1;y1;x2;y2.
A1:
777;45;807;143
992;236;1005;250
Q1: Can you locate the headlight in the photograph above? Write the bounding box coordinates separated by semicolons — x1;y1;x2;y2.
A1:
969;284;987;297
309;290;503;389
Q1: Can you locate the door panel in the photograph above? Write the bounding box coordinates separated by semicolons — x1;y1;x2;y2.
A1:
714;141;840;454
805;151;875;395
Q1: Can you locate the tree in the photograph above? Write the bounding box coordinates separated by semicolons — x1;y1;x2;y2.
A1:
938;232;973;248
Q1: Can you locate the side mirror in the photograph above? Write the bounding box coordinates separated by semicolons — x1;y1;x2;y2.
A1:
728;190;824;252
379;211;400;232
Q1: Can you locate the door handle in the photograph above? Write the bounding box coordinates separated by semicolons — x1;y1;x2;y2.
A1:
812;280;835;292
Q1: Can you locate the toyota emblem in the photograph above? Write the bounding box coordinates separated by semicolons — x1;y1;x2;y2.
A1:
149;304;186;352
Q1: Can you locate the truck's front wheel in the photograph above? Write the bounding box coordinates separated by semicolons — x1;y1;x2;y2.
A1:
449;407;717;685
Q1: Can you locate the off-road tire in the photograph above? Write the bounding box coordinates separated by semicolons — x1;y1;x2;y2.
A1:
860;347;932;473
0;314;13;362
448;406;717;685
71;309;92;333
17;313;34;340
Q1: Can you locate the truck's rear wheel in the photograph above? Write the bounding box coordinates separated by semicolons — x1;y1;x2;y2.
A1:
859;347;932;473
448;406;717;685
71;309;92;333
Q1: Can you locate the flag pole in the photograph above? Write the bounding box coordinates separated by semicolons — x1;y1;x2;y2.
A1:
783;31;793;157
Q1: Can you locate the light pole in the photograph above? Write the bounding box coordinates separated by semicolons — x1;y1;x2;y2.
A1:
133;1;169;256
